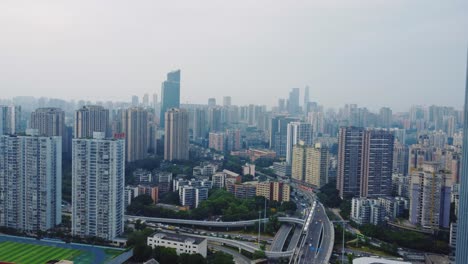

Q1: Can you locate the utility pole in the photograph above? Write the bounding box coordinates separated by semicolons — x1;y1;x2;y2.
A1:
264;197;267;232
331;220;349;264
258;211;261;245
342;221;345;264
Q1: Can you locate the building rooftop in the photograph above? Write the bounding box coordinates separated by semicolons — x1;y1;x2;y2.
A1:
151;232;206;245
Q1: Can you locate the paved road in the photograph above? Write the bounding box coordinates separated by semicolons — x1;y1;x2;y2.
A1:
287;226;302;251
298;203;333;264
209;244;251;264
125;215;304;227
270;224;293;252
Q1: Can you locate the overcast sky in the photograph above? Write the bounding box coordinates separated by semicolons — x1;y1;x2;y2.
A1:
0;0;467;111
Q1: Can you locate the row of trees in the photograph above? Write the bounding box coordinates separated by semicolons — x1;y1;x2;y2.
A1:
127;189;297;222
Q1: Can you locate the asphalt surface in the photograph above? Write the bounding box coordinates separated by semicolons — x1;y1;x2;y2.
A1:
287;226;302;251
270;224;293;252
298;203;333;264
209;244;251;264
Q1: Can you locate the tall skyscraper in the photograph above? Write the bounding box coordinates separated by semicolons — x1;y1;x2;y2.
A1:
74;105;109;138
287;88;300;115
164;108;189;161
0;130;62;232
286;122;313;164
337;127;365;199
160;70;181;128
361;129;394;197
192;108;207;141
337;127;394;198
269;116;297;157
304;86;310;109
456;51;468;263
122;107;148;162
223;96;232;107
393;141;409;175
208;107;222;132
72;132;125;240
0;105;21;135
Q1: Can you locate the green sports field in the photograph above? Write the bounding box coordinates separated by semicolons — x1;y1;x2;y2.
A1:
0;241;86;264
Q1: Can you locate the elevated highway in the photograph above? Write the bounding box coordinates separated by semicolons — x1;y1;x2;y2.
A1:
125;215;304;228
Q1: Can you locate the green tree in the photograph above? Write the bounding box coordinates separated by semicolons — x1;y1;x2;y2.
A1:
153;246;179;263
179;253;205;264
207;251;234;264
253;250;266;259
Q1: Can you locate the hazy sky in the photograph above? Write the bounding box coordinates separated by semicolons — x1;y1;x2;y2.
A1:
0;0;467;111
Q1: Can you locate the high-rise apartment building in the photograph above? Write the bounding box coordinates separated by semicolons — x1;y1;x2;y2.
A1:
160;70;181;128
286;122;313;164
223;96;232;107
208;98;216;107
291;143;329;187
337;127;365;198
30;107;65;150
393;141;409;175
192;108;207;141
164;108;189;161
208;107;222;132
361;130;394;197
409;162;451;230
379;107;393;128
72;132;125;240
0;130;62;232
226;129;241;151
122;107;148;162
74;105;109;138
0;105;21;135
209;132;225;152
337;127;394;198
456;52;468;263
30;107;68;155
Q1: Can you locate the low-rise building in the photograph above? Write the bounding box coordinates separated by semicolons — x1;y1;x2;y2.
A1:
226;182;257;199
273;161;292;177
212;172;226;189
147;232;207;257
242;163;256;176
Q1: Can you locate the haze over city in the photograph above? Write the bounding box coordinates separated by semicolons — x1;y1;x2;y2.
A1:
2;1;468;264
1;0;467;111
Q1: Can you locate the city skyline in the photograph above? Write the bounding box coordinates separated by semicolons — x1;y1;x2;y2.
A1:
0;1;467;111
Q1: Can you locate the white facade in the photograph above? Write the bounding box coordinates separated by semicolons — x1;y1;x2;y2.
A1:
147;232;207;257
72;133;125;240
286;122;313;164
0;133;62;231
179;186;209;209
212;172;226;189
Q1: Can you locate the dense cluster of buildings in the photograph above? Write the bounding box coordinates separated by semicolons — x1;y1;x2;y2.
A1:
1;62;468;264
